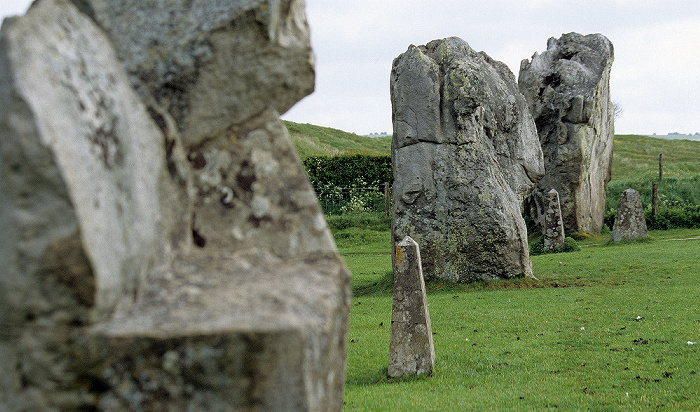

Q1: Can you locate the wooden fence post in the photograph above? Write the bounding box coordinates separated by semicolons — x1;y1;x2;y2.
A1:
659;153;663;181
652;181;658;216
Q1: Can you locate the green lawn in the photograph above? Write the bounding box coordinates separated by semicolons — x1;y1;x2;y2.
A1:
291;122;700;409
337;226;700;410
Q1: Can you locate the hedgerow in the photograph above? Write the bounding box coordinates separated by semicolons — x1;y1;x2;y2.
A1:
303;154;391;188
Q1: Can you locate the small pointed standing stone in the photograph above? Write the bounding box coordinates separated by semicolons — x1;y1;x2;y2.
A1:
611;188;649;242
544;189;566;251
388;236;435;378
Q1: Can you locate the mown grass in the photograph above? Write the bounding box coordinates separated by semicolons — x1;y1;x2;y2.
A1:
335;224;700;410
299;125;700;409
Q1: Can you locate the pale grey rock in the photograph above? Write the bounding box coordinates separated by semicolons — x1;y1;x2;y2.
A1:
520;33;615;234
91;248;349;411
391;37;544;282
0;0;349;410
0;1;182;409
544;189;566;251
611;188;648;242
388;237;434;378
76;0;315;149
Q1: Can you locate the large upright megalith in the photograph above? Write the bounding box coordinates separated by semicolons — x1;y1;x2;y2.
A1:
519;33;615;234
391;37;544;282
0;1;350;410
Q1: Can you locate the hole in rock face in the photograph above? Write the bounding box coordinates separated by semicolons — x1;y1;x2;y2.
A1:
190;153;207;170
543;73;561;89
192;228;207;248
236;160;256;193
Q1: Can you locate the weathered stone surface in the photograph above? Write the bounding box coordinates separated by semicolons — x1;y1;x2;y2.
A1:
611;188;648;242
75;0;315;149
0;0;349;410
0;2;182;408
519;33;615;234
544;189;566;251
90;248;349;410
391;37;544;282
388;237;434;378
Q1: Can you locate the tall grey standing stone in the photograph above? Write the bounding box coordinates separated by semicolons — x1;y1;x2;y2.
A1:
611;188;648;242
519;33;615;235
391;37;544;283
388;237;435;378
544;189;566;251
0;1;350;411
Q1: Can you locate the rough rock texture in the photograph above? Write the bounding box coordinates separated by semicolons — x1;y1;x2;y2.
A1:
391;37;544;282
0;0;349;410
611;188;648;242
74;0;315;149
544;189;566;251
388;237;434;378
519;33;615;234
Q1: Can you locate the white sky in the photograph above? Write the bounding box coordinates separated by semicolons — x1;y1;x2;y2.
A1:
2;0;699;135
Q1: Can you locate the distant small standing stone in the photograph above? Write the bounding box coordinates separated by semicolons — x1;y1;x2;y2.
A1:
611;188;649;242
544;189;566;251
388;236;435;378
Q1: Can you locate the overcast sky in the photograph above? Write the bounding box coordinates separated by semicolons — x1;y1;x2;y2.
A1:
2;0;698;135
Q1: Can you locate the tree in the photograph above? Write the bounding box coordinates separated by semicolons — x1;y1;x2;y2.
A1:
613;101;623;120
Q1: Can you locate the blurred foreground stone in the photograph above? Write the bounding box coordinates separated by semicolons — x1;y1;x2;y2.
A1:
0;1;350;410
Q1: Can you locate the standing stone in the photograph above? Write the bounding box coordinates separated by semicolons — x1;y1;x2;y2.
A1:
519;33;615;234
611;188;648;242
391;37;544;283
544;189;566;251
0;1;350;411
388;237;435;378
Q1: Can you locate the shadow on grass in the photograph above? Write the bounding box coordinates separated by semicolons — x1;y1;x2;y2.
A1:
352;270;593;298
353;271;393;296
602;236;654;246
347;366;432;387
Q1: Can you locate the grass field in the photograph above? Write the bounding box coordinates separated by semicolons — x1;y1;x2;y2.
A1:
336;226;700;410
287;122;700;409
283;120;391;159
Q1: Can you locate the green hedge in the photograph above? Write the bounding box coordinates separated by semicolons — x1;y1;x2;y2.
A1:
605;175;700;230
645;205;700;230
605;205;700;230
303;154;391;188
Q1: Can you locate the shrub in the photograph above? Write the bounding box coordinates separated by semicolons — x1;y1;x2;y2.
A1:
645;205;700;230
530;236;580;256
303;154;392;188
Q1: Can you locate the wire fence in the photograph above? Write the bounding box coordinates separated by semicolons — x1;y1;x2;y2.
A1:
313;184;391;216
